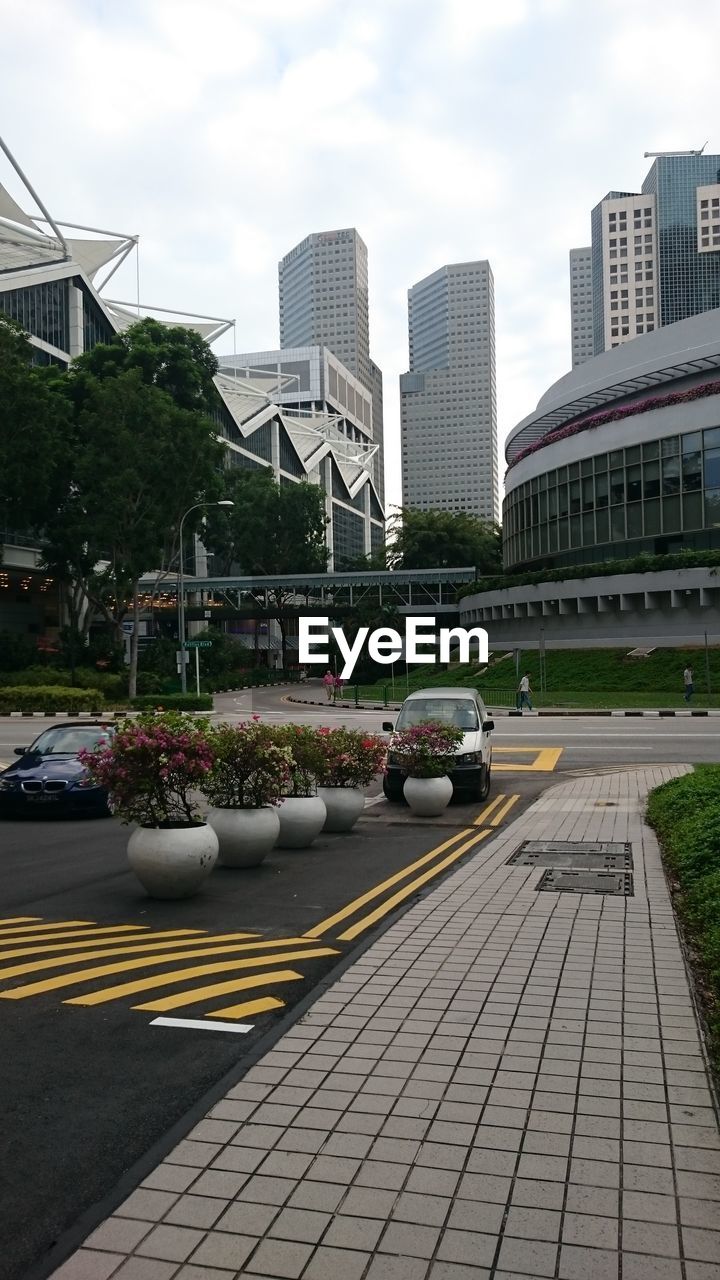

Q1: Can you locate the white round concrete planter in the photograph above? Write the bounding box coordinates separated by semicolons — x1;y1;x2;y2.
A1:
127;823;219;899
276;795;327;849
403;775;453;817
208;806;280;868
318;786;365;833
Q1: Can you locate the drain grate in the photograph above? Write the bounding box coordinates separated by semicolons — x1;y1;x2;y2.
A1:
508;840;632;871
536;869;633;896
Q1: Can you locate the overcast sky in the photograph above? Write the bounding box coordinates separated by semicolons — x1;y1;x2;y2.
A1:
2;0;718;514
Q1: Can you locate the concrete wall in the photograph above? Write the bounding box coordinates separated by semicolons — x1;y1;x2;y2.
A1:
459;566;720;649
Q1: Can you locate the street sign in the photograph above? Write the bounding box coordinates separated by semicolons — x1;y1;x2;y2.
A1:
184;639;213;649
121;622;134;634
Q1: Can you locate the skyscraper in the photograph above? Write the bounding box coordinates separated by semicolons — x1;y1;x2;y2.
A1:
400;261;498;523
572;152;720;358
278;229;384;502
569;246;593;367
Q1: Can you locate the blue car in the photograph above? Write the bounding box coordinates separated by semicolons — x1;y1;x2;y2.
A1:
0;722;115;817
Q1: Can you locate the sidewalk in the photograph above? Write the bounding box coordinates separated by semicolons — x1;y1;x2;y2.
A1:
288;694;720;717
52;768;720;1280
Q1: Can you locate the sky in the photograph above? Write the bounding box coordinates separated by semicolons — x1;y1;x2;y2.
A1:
2;0;719;515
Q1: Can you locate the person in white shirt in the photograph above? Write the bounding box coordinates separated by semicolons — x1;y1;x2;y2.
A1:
517;672;533;711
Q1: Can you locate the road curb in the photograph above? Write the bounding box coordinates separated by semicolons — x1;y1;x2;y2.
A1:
285;695;719;717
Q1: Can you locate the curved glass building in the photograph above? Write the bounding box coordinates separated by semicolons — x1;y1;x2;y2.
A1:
503;309;720;571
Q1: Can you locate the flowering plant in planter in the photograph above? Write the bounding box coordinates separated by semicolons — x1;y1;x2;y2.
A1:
78;712;214;827
388;721;464;779
203;721;292;809
274;724;325;797
316;727;387;787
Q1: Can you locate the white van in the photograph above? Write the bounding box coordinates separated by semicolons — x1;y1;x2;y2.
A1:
383;686;494;803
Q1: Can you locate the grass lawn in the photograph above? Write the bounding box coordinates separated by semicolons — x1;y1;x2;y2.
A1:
343;646;720;708
646;766;720;1075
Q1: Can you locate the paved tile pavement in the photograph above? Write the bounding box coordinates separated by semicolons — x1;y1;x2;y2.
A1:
51;767;720;1280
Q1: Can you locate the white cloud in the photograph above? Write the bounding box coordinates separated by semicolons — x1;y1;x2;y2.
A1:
1;0;718;518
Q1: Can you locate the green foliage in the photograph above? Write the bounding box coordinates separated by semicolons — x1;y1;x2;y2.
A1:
388;508;502;574
0;317;70;543
0;631;40;672
273;724;325;797
457;549;720;598
0;686;103;712
203;467;328;577
646;767;720;1065
204;722;292;809
75;317;219;411
130;693;213;711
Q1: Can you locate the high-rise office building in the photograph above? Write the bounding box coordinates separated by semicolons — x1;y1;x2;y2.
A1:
400;261;498;523
573;152;720;358
278;228;384;502
569;246;593;367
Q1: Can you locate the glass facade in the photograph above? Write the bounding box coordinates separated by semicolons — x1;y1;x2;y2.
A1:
79;280;115;352
504;424;720;570
331;502;365;562
0;279;70;352
408;269;450;372
643;156;720;327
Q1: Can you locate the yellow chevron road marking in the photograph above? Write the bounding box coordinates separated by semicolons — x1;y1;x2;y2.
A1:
0;929;208;961
489;794;520;826
0;920;95;937
305;826;475;940
208;996;284;1020
0;933;265;979
0;917;42;927
473;793;507;825
60;950;336;1007
132;968;304;1014
0;925;170;949
1;942;333;1000
338;827;493;942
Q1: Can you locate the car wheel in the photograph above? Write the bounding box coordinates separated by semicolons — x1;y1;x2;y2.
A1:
472;763;491;803
383;777;404;803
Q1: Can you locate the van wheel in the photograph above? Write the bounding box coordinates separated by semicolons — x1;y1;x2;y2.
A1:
474;764;491;802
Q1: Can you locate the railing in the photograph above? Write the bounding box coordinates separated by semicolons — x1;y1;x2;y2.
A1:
339;686;520;708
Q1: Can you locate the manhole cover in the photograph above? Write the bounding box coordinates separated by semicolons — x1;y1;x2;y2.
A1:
508;841;632;871
521;841;630;856
536;869;633;896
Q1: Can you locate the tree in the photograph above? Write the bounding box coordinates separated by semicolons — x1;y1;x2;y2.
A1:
387;507;502;575
43;359;223;695
203;467;329;666
76;317;219;410
0;317;70;549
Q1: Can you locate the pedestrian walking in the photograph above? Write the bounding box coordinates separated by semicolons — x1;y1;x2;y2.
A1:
333;674;343;702
683;665;694;704
323;669;334;702
517;671;533;711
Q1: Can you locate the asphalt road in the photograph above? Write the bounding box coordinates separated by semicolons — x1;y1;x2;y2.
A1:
0;688;718;1280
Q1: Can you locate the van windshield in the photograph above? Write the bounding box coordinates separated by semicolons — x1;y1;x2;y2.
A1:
395;699;479;731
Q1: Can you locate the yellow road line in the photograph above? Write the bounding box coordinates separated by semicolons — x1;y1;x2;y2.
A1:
489;794;520;826
208;996;284;1020
473;793;507;825
338;828;493;942
305;826;475;940
493;747;563;772
0;929;214;962
133;968;304;1013
0;920;95;937
0;917;42;927
0;925;169;949
61;949;336;1006
0;935;313;986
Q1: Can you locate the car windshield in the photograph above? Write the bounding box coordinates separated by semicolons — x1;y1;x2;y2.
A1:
27;727;113;756
395;699;479;731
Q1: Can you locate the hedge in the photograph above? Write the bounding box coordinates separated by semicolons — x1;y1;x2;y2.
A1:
646;766;720;1070
0;686;104;713
457;549;720;599
129;693;213;712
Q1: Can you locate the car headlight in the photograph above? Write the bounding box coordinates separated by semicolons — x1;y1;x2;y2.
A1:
0;777;19;791
457;752;482;764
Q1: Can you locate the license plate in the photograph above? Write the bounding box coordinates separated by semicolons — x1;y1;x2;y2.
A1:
27;794;58;803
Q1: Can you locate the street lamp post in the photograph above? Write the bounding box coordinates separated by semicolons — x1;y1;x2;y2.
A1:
177;500;233;693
